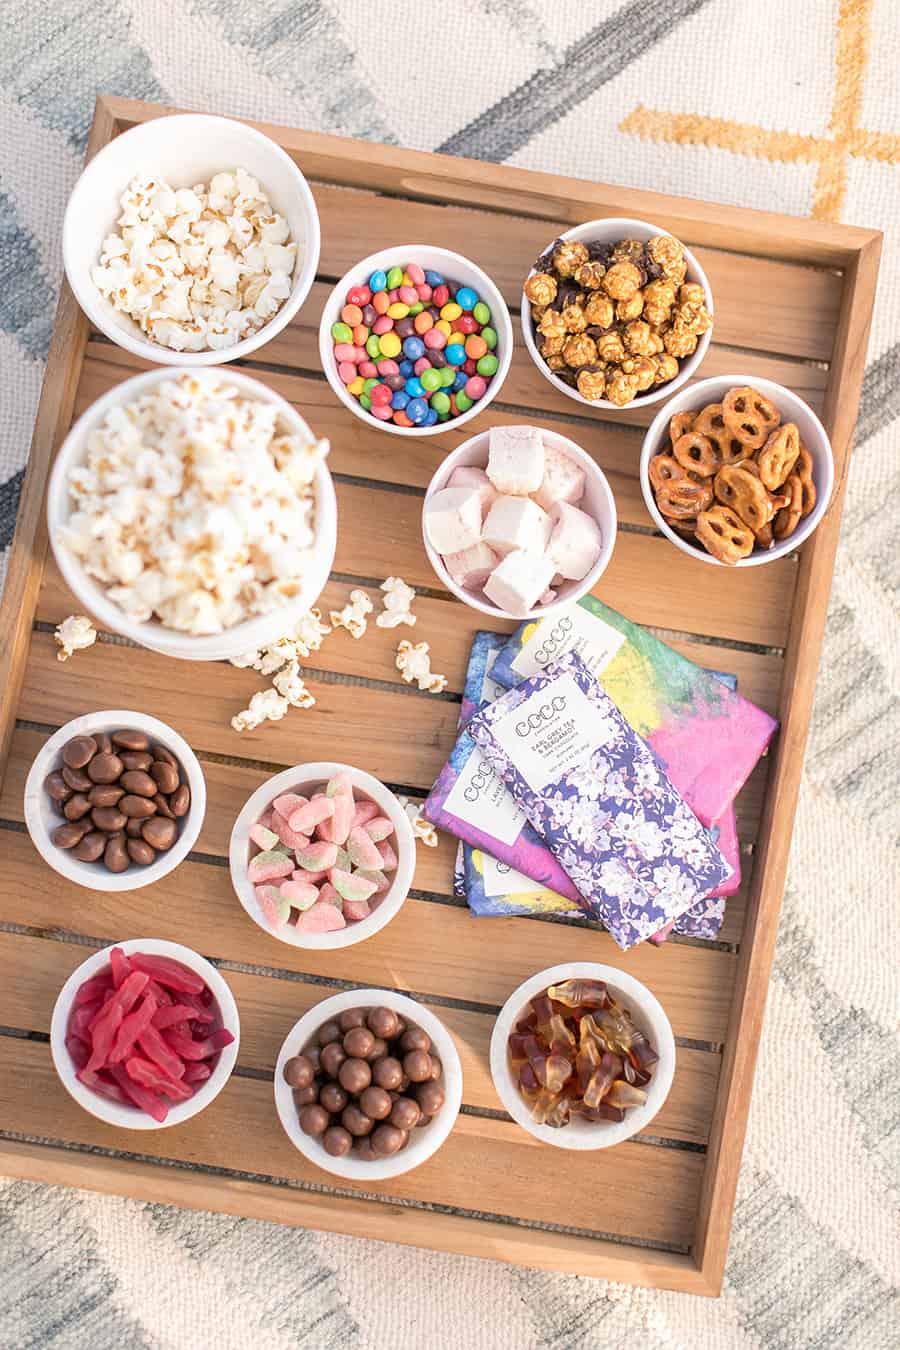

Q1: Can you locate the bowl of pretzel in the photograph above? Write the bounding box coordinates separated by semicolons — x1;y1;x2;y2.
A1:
640;376;834;567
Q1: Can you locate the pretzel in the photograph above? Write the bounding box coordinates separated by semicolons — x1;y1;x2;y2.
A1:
773;473;803;540
693;403;752;466
668;411;695;444
796;444;817;516
648;453;683;493
696;505;755;564
713;462;776;533
656;478;713;519
672;430;721;478
661;514;698;539
722;386;780;450
758;421;800;490
755;522;774;549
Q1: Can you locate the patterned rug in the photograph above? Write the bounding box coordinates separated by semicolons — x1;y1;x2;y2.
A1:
1;1;897;1346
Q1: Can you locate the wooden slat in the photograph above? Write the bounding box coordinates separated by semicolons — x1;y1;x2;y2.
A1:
0;931;719;1145
0;828;737;1044
0;1039;702;1248
0;724;752;946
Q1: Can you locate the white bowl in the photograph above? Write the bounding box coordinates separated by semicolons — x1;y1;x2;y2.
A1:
229;762;416;950
24;710;206;893
47;366;337;661
318;245;513;437
50;938;240;1130
63;113;320;365
521;217;714;414
490;962;675;1150
422;427;617;620
274;988;462;1180
640;375;835;568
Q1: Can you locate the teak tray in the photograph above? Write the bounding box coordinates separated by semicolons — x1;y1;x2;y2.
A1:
0;96;880;1296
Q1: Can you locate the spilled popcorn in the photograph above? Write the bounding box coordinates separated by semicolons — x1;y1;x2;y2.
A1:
231;688;292;733
396;640;448;694
63;373;328;636
54;614;97;662
92;170;296;352
230;607;325;733
230;608;330;673
399;797;438;848
330;589;373;639
376;576;416;629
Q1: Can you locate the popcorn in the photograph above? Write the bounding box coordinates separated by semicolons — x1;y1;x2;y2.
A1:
229;608;330;672
330;589;373;639
61;374;329;636
272;660;316;709
423;486;483;555
547;501;603;580
398;796;439;848
231;688;290;733
482;495;552;557
395;640;448;694
53;614;97;662
483;550;556;618
91;171;297;352
486;426;544;496
376;576;417;629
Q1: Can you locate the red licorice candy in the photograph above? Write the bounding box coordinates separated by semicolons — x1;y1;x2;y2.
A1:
65;948;232;1122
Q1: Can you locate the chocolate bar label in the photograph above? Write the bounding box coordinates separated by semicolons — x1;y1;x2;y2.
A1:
510;605;625;681
442;745;527;844
492;671;610;791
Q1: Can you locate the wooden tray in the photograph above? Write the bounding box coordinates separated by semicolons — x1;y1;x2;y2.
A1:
0;95;880;1296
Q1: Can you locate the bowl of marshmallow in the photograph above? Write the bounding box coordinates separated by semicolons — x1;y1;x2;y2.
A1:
422;425;617;619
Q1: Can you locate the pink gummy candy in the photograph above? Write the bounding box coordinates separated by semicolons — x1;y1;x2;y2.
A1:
280;878;319;910
255;884;290;926
258;808;275;831
317;793;353;847
363;816;394;843
292;867;330;885
326;771;355;800
343;897;372;923
289;797;335;834
247;850;294;884
330;867;378;902
317;882;342;907
249;823;278;850
295;839;338;871
346;825;383;871
298;901;346;932
270;812;311;852
351;800;380;828
273;793;307;821
376;839;398;871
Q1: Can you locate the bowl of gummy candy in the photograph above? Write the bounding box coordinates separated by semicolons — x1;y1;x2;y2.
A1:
274;988;463;1180
50;939;240;1129
319;246;513;435
229;762;416;949
490;963;675;1150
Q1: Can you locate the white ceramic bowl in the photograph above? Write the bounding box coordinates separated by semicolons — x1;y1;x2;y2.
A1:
63;113;320;365
47;366;337;661
640;375;835;568
24;710;205;892
318;245;513;437
521;217;714;414
422;426;617;620
275;988;462;1180
490;962;675;1150
50;938;240;1130
229;763;416;950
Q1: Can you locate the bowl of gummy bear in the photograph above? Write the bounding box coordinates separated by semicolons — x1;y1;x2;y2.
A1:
490;963;675;1149
319;246;513;435
51;939;240;1129
229;763;417;949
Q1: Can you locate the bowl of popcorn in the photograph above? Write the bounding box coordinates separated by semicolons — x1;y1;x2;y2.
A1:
229;763;417;949
47;367;336;661
521;219;713;411
640;376;834;567
63;113;320;364
318;245;513;436
422;424;617;619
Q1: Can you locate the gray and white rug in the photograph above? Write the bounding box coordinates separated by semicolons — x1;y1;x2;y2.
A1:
1;2;897;1346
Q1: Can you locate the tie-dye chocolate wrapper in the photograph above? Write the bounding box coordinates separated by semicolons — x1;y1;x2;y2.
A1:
488;594;777;829
467;652;733;947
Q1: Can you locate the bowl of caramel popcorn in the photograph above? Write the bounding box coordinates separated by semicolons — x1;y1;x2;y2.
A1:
521;218;714;412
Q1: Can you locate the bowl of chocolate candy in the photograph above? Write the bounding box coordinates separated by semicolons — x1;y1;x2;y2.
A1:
490;963;675;1149
521;218;713;412
274;990;463;1180
24;710;205;892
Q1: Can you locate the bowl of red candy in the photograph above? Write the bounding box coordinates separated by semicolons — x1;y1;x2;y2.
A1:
490;962;675;1149
50;939;240;1129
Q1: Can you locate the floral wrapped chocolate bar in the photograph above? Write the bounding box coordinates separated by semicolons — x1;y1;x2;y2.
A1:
466;652;732;947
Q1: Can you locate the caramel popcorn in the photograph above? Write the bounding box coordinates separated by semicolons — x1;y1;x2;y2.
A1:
610;239;645;266
672;300;713;336
641;280;677;325
596;331;626;364
563;333;597;367
616;293;644;322
540;333;565;358
648;235;687;283
574;260;606;289
679;281;706;307
627;355;658;391
606;369;641;406
602;262;642;301
654;353;680;383
524;272;558;307
663;326;699;358
538;308;566;340
561;304;587;333
576;369;607;401
551;240;589;278
547;354;567;372
623;320;657;357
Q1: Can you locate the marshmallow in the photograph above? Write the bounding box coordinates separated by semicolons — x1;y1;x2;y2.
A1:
484;549;556;617
547;501;603;580
443;540;500;590
482;495;552;557
533;445;586;512
447;465;498;517
423;486;483;554
486;425;545;495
